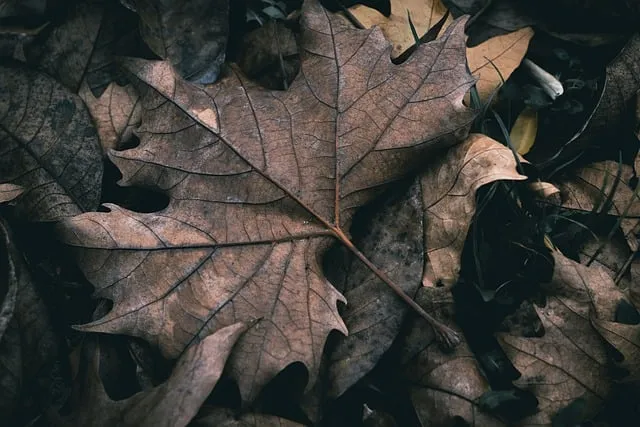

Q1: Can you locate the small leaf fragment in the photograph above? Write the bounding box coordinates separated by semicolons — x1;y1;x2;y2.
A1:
509;106;537;155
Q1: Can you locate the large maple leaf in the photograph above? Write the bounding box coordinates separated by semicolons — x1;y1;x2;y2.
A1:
57;0;475;401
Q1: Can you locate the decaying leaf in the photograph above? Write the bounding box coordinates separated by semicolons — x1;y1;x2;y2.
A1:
351;0;532;102
404;286;505;426
57;0;475;402
0;183;22;204
554;161;640;251
593;317;640;380
127;0;229;84
191;407;305;426
24;0;144;95
422;134;526;286
0;218;60;422
497;251;632;425
59;322;249;427
328;180;424;398
0;64;103;221
79;82;142;152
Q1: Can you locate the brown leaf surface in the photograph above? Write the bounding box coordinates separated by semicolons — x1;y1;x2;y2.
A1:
422;134;526;286
403;287;505;426
79;82;142;152
351;0;532;102
555;161;640;251
0;183;23;204
57;0;475;402
0;218;60;422
0;64;103;221
128;0;229;84
192;407;305;427
60;322;248;427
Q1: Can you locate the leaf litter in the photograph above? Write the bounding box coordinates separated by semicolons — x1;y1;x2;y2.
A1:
1;0;640;425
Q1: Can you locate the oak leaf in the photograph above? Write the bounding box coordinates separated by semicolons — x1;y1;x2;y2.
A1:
0;64;103;221
57;0;476;402
59;322;249;427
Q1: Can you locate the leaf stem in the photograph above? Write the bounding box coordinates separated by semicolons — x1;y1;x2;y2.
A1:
332;227;461;349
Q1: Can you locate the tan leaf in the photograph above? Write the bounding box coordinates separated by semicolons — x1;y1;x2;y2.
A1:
528;181;560;203
422;134;526;286
80;82;142;152
0;64;103;221
60;322;249;427
56;1;476;402
350;0;533;102
467;27;534;101
349;0;449;57
0;184;23;204
555;161;640;251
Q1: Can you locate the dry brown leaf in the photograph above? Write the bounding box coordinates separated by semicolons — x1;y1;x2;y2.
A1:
59;322;249;427
555;161;640;251
350;0;533;102
497;251;634;425
466;27;534;101
422;134;526;286
79;82;142;152
0;64;103;221
592;318;640;380
0;184;23;204
527;181;560;203
57;1;475;402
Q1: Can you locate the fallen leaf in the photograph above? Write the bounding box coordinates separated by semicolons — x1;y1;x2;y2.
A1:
328;180;425;398
422;134;526;286
79;82;142;152
0;64;103;221
24;0;144;95
350;0;532;102
349;0;449;57
0;218;60;422
57;1;475;402
404;286;506;426
128;0;229;84
554;161;640;251
592;317;640;380
509;107;537;155
527;181;560;204
0;183;23;204
191;407;305;426
466;27;533;101
496;251;632;425
59;322;249;427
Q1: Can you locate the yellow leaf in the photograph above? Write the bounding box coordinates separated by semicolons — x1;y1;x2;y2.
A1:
509;106;538;155
350;0;533;103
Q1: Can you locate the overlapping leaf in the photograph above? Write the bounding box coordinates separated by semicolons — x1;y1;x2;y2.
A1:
0;64;103;221
59;322;248;427
57;0;476;402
